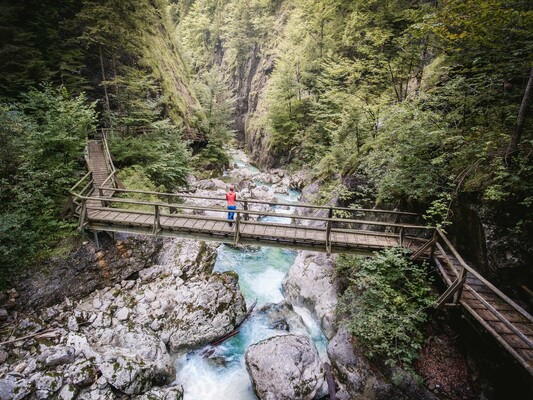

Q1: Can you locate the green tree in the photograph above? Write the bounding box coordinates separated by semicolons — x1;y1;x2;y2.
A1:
337;248;436;367
0;86;97;286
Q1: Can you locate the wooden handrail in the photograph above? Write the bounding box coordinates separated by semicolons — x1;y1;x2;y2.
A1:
69;171;92;193
436;229;533;323
93;186;420;217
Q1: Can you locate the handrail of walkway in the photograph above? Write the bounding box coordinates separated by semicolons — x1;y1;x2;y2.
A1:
99;129;118;189
434;228;533;375
436;229;533;324
95;186;420;218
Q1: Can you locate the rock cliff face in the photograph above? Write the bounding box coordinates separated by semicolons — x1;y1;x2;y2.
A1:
218;11;289;169
450;197;533;305
18;235;162;310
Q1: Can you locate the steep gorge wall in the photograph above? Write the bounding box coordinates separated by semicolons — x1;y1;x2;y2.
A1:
227;44;277;168
209;4;290;169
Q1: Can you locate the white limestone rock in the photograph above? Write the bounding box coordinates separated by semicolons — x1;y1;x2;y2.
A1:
65;358;96;387
162;272;247;352
0;375;32;400
58;384;78;400
93;325;175;393
282;251;338;339
30;371;63;397
133;385;185;400
245;334;327;400
115;307;129;321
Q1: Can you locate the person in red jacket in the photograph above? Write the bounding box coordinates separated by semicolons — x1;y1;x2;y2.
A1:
226;185;237;227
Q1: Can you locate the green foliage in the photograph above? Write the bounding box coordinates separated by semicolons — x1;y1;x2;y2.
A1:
0;86;97;287
193;66;236;173
337;247;436;367
115;166;164;211
0;0;86;99
109;126;191;192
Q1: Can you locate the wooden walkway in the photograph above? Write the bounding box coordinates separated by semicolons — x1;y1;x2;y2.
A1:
435;250;533;375
67;129;533;378
85;207;403;252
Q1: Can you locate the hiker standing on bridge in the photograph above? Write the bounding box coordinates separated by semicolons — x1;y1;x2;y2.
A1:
226;185;237;227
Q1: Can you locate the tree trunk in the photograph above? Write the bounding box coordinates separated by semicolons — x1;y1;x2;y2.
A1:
506;67;533;162
99;45;112;127
111;48;122;116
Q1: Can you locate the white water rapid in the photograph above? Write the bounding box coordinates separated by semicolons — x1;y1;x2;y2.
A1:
173;153;329;399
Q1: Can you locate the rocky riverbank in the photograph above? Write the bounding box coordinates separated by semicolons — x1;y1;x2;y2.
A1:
0;159;479;400
0;239;246;399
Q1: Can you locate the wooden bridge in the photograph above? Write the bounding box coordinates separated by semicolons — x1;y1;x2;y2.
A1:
66;130;533;378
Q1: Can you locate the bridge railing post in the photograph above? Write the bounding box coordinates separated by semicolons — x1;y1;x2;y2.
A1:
234;212;241;244
429;229;437;259
325;208;333;253
167;195;177;214
243;201;249;221
153;205;161;235
453;266;467;304
78;198;88;233
399;227;405;246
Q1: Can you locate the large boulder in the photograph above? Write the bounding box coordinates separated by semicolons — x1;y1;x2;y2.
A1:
196;178;227;190
327;327;371;398
159;239;218;279
95;326;175;389
257;301;307;333
282;252;338;339
163;272;247;352
0;375;32;400
245;334;327;400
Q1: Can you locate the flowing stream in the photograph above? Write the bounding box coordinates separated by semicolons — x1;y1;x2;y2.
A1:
173;153;329;399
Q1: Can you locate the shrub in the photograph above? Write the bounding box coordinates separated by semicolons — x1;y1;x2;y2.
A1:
337;247;435;367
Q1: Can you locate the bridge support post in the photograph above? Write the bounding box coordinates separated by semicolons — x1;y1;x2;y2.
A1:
93;231;100;250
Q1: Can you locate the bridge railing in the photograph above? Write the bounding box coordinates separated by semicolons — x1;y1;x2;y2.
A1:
93;186;420;221
63;171;94;217
96;129;126;193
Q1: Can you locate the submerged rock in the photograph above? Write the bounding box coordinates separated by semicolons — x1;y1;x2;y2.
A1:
258;301;307;333
282;251;338;339
245;334;327;400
